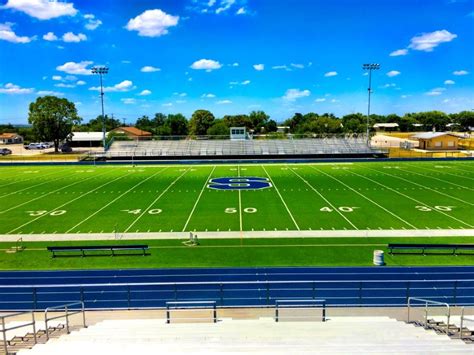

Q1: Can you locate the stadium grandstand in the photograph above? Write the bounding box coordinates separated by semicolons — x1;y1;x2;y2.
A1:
104;135;386;160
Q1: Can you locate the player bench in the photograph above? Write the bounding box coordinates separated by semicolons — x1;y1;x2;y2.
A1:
388;243;474;255
47;245;149;257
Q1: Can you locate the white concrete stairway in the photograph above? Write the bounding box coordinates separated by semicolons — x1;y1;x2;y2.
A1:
18;317;471;354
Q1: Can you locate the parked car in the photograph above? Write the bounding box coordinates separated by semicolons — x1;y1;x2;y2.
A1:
60;144;72;153
39;142;52;148
0;148;12;155
24;143;46;150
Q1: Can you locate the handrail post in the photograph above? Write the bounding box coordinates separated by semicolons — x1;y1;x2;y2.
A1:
446;304;450;335
424;301;428;328
275;301;279;322
45;309;50;340
213;303;217;323
460;307;464;339
32;312;37;345
407;298;411;323
65;305;70;334
2;316;7;355
166;304;170;324
322;302;326;322
82;301;87;328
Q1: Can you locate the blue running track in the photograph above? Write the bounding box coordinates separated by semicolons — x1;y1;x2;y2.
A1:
0;266;473;310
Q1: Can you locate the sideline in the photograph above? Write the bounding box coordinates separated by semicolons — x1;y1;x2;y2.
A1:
0;228;472;242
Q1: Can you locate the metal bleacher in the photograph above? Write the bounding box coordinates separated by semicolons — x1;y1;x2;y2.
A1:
105;136;383;159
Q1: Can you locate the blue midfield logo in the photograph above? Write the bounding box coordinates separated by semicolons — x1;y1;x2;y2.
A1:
207;177;272;190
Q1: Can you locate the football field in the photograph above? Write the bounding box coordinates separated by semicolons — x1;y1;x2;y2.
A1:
0;160;473;235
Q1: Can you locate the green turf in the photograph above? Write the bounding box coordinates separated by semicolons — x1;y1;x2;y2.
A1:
0;237;473;270
0;161;473;234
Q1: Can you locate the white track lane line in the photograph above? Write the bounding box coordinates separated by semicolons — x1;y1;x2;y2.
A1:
262;165;300;231
125;169;190;233
311;166;417;229
289;167;358;230
66;168;168;233
365;166;474;206
7;171;133;234
0;169;113;215
349;170;473;228
182;166;216;232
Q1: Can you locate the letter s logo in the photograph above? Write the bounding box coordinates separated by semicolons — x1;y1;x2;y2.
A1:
207;177;272;190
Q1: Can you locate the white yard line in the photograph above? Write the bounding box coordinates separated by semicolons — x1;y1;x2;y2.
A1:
397;167;474;191
2;228;473;241
0;170;113;215
412;164;474;182
66;168;168;233
365;166;474;206
7;171;132;234
181;166;216;232
289;167;358;230
349;170;473;228
262;165;300;231
238;165;243;232
0;169;67;189
311;166;417;229
125;169;190;233
0;175;70;199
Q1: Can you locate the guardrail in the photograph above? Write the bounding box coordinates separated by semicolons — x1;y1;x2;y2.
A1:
407;297;451;331
44;302;86;340
0;310;36;354
0;279;473;311
275;299;326;322
459;307;474;340
166;301;217;324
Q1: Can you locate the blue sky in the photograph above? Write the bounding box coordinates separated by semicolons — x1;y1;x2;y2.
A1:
0;0;473;124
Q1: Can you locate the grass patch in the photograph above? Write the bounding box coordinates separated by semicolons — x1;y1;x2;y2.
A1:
1;236;473;270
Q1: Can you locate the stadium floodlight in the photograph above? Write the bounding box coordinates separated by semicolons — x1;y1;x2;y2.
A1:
91;66;109;150
362;63;380;146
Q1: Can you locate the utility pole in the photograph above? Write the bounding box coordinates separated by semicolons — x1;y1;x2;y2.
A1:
91;66;109;150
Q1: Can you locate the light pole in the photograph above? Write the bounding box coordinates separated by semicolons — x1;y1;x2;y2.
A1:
362;63;380;146
91;66;109;150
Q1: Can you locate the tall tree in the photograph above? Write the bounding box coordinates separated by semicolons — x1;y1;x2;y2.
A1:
28;96;81;152
166;114;188;136
189;110;215;136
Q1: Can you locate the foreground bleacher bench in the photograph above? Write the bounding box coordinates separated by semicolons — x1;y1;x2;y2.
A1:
388;243;474;255
47;245;149;257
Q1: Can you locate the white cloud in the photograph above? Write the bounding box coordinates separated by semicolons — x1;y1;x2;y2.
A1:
272;65;290;71
90;80;135;92
121;60;131;64
175;100;186;104
126;9;179;37
84;14;102;30
453;70;469;76
217;99;232;104
56;61;93;75
62;32;87;43
0;83;34;94
201;93;216;98
76;80;86;85
315;98;326;103
283;88;310;101
55;83;75;88
381;83;396;88
138;89;152;96
43;31;57;41
389;48;408;56
291;63;305;69
236;7;246;15
0;22;34;43
3;0;77;20
253;64;264;71
173;92;187;97
426;87;446;96
121;98;136;104
162;102;173;107
408;29;457;52
444;79;455;85
330;99;339;103
216;0;236;14
141;66;161;72
386;70;401;77
190;58;222;71
230;62;239;67
52;75;62;81
324;71;338;77
241;80;251;85
37;90;63;96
